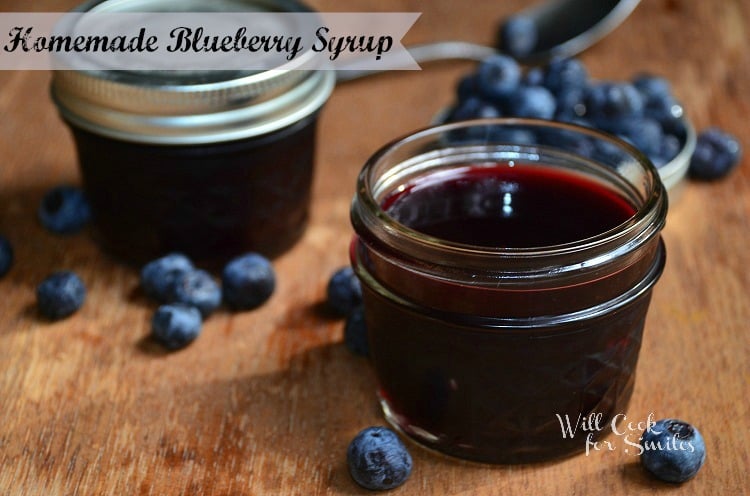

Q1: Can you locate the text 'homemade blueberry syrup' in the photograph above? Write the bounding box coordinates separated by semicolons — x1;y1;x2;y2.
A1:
382;163;636;248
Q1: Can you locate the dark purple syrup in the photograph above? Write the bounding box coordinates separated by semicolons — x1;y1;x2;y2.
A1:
383;164;635;247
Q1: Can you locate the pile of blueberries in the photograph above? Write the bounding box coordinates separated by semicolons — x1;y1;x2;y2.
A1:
325;269;416;490
140;251;276;350
445;54;742;179
0;185;277;351
325;266;369;357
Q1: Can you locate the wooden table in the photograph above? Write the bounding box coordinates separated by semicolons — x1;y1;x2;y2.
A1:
1;0;748;494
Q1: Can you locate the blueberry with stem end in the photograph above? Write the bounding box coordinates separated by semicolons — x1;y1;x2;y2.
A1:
476;54;522;104
640;418;706;483
37;185;91;235
347;426;412;491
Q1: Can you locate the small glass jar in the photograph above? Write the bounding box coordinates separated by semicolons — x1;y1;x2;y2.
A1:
350;119;668;464
50;0;334;265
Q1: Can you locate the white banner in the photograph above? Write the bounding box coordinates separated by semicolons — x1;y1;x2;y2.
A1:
0;12;421;71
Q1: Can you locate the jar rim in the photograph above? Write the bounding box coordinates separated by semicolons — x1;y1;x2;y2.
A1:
353;117;667;259
50;0;335;144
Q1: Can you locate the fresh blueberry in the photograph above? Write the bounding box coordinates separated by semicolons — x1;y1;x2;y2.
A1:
347;426;412;491
498;14;538;58
326;266;362;317
0;235;13;278
689;127;742;180
344;306;369;356
652;133;683;168
221;252;275;310
605;116;664;158
476;54;522;104
455;73;480;102
151;303;202;350
447;96;501;122
661;114;688;142
37;185;91;235
632;73;672;101
643;93;684;127
523;66;544;87
140;253;194;302
542;58;589;95
506;85;556;120
640;418;706;483
554;86;587;121
36;271;86;320
583;82;645;121
539;121;596;158
445;100;504;144
167;269;221;317
592;139;629;168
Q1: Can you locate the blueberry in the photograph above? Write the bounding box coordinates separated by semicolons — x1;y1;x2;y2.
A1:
167;269;221;317
523;66;544;87
583;82;645;121
0;235;13;278
151;303;202;350
644;93;683;127
221;252;275;310
661;114;688;141
447;96;500;123
344;306;369;356
455;74;480;102
689;127;742;180
140;253;194;302
476;54;522;104
37;185;91;235
632;73;672;101
347;426;412;491
652;133;683;168
554;86;587;121
640;418;706;483
605;116;664;158
498;14;538;58
326;266;362;317
542;58;589;95
539;121;596;157
506;85;556;120
36;271;86;320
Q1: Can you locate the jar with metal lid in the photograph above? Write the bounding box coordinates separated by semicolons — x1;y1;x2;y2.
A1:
51;0;335;265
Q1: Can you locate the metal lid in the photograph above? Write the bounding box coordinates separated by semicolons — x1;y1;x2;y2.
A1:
50;0;335;145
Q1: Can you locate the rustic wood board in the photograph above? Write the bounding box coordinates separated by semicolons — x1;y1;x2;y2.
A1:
0;0;748;494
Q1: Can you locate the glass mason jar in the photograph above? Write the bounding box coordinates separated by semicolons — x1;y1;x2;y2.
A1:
350;119;668;464
50;0;335;266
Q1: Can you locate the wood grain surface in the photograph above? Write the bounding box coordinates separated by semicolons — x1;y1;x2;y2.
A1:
1;0;748;494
